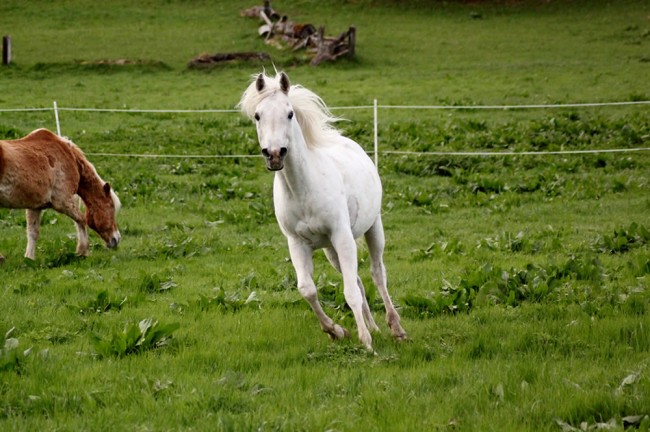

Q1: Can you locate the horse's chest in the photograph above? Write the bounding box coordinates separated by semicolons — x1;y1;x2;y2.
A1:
276;203;331;245
293;220;330;247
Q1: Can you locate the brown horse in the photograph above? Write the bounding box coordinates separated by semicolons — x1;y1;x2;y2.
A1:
0;128;121;260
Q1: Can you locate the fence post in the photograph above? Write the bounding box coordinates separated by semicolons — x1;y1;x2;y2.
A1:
53;101;61;136
2;36;11;65
373;99;378;166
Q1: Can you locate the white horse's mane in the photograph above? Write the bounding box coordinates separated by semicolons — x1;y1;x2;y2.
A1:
238;72;342;147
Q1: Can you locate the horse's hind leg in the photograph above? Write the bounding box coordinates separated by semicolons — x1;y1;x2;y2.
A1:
323;247;379;332
365;215;407;341
288;238;349;341
25;209;41;260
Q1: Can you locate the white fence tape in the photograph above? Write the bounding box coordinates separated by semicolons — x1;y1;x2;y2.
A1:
385;148;650;156
377;101;650;110
2;100;649;114
1;100;648;161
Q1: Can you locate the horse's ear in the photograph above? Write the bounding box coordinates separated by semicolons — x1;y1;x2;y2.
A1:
256;74;265;92
279;72;290;94
103;183;111;196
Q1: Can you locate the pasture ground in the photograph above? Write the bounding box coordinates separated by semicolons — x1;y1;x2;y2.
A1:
1;1;649;430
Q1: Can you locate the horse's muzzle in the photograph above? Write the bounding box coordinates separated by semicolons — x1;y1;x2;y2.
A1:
262;147;287;171
107;231;121;249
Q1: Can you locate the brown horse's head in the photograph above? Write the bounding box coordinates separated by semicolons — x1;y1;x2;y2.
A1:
85;182;121;249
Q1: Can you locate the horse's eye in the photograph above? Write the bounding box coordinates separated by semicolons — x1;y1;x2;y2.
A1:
254;113;260;121
288;111;294;120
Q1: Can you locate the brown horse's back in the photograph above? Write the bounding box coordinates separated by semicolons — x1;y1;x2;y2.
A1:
0;128;81;209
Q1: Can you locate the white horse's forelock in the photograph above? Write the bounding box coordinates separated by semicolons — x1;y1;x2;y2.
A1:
238;72;279;119
238;72;342;148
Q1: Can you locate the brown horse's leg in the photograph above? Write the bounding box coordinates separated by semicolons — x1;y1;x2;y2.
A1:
74;221;89;256
25;209;41;260
52;197;89;256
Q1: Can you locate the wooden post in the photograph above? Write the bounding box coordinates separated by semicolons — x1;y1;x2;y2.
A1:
348;26;356;58
2;36;11;65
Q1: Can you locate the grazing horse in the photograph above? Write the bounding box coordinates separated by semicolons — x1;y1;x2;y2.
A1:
239;71;407;351
0;128;121;260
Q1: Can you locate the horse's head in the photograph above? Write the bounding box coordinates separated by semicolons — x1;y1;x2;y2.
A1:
85;182;122;249
252;72;293;171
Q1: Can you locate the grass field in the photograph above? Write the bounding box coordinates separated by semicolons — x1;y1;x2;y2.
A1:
1;1;649;431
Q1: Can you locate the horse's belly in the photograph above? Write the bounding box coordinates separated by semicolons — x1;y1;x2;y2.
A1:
0;184;50;209
0;166;54;209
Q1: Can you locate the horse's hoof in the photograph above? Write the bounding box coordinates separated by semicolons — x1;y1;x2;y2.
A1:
390;325;408;340
0;255;5;264
368;322;381;333
327;324;349;340
394;333;409;342
362;341;374;353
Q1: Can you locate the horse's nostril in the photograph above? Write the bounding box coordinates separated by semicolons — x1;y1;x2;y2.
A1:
261;148;270;158
280;147;288;157
108;232;121;249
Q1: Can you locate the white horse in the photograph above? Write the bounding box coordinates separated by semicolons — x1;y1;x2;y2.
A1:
239;71;407;351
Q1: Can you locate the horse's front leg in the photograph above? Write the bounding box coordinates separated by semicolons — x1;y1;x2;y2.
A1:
324;247;380;333
53;197;89;256
74;221;89;256
287;238;348;341
25;209;41;260
331;231;373;351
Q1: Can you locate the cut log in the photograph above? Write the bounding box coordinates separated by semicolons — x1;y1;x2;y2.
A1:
188;52;271;68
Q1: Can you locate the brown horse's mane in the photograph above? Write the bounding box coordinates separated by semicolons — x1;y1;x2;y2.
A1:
65;137;100;188
61;136;109;203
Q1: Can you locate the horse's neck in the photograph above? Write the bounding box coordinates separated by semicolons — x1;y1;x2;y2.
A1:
75;161;103;204
277;127;322;195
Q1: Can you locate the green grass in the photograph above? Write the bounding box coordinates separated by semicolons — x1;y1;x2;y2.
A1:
1;1;649;430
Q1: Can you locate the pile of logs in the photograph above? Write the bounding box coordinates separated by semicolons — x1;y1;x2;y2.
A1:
240;1;356;66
